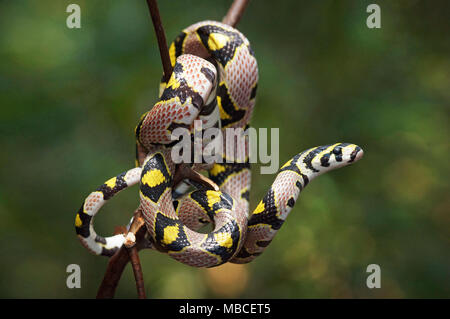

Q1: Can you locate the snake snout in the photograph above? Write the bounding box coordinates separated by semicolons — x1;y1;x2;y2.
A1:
345;144;364;163
351;146;364;162
334;143;364;167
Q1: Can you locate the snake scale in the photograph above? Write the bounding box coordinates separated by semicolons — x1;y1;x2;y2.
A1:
75;21;363;267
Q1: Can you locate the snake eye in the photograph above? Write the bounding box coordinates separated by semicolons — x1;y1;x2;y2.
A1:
333;146;342;155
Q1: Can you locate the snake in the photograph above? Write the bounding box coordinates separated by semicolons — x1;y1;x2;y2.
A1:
75;21;364;267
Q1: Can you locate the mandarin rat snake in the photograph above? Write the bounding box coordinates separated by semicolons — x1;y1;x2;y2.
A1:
75;21;363;267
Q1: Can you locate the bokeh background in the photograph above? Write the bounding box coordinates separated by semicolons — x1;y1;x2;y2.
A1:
0;0;448;298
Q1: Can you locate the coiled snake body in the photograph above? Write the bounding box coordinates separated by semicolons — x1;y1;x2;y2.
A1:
75;21;363;267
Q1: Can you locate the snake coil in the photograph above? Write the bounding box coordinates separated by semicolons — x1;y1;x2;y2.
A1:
75;21;363;267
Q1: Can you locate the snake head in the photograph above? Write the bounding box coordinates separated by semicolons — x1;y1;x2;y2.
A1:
309;143;364;175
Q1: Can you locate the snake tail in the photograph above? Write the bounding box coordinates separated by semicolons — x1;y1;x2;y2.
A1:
75;167;142;256
231;143;364;264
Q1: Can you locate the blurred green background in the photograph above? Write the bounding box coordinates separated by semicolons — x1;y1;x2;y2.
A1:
0;0;448;298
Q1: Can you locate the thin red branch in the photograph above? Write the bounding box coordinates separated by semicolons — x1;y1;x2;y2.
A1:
222;0;250;27
124;211;147;299
146;0;173;82
128;245;146;299
96;245;130;299
96;209;147;299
